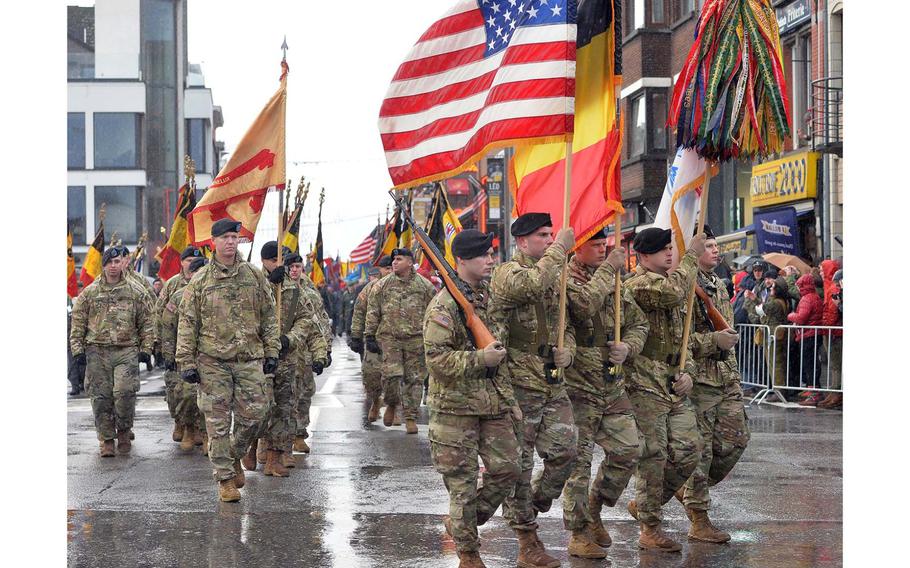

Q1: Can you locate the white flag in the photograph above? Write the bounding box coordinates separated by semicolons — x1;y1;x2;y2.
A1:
654;147;718;267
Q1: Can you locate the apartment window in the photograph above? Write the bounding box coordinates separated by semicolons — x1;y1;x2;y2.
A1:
186;119;207;173
650;0;666;25
629;95;647;157
650;92;668;150
94;186;141;242
673;0;696;22
68;113;85;169
626;0;646;33
94;113;141;169
68;186;87;244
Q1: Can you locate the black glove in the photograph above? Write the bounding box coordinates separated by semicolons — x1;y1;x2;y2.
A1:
138;352;151;365
365;336;381;354
181;369;201;384
268;266;286;284
349;337;364;355
74;353;87;366
263;357;278;375
312;360;325;375
279;335;290;357
326;352;333;368
165;359;177;371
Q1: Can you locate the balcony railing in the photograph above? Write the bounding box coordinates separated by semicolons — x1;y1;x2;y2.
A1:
810;77;842;156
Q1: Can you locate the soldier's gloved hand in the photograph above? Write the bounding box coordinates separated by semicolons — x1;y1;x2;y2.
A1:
268;266;286;284
312;360;326;375
74;353;87;366
714;329;739;351
672;372;693;396
554;227;576;251
365;336;381;354
326;352;333;368
687;233;707;258
165;359;177;371
606;247;626;271
181;369;201;384
482;341;507;367
552;347;572;369
349;337;364;355
263;357;278;375
510;406;523;421
608;342;631;365
138;352;152;365
279;335;290;357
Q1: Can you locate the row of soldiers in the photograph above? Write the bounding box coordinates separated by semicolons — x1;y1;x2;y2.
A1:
347;213;750;568
69;218;335;502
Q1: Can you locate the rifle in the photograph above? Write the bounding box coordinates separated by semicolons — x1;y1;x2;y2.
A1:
694;284;732;331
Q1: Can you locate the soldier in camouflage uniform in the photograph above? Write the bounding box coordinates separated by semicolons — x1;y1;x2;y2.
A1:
349;257;392;422
490;213;577;568
622;227;707;552
341;283;357;337
156;247;208;451
70;247;154;457
561;229;649;559
425;230;520;568
679;226;750;543
364;248;436;435
176;219;280;502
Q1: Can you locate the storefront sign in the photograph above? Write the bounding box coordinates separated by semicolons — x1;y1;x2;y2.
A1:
776;0;811;36
750;150;819;207
753;207;801;255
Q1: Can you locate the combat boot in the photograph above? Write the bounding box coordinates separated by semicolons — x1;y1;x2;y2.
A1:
393;410;402;426
587;494;611;547
264;450;290;477
281;450;296;468
457;550;487;568
515;528;560;568
180;425;195;451
638;522;681;552
568;529;606;559
383;404;397;427
193;428;204;446
100;439;116;457
218;478;241;502
405;419;418;434
173;421;180;442
241;439;258;471
233;460;246;488
294;436;311;453
626;500;639;521
257;438;268;464
367;398;381;422
116;430;132;455
674;488;693;521
201;433;209;456
129;430;135;440
686;508;731;543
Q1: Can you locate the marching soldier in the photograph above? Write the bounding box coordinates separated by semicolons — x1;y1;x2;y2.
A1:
424;230;520;568
679;225;750;542
623;227;706;551
156;246;208;451
490;213;577;568
70;247;154;457
349;258;392;421
364;248;436;434
175;219;280;502
561;229;649;558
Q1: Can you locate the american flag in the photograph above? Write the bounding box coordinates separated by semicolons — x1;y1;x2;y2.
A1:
380;0;577;188
458;186;489;218
349;226;380;264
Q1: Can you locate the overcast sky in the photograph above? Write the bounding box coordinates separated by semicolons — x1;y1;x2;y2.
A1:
185;0;452;260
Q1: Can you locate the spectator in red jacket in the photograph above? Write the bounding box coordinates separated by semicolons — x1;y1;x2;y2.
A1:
787;273;824;402
815;261;843;409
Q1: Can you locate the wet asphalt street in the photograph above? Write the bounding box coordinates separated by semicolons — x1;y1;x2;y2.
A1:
68;338;842;567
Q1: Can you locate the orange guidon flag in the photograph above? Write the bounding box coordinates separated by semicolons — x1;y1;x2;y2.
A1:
67;228;79;298
79;221;104;288
155;182;196;281
511;0;624;246
188;61;288;246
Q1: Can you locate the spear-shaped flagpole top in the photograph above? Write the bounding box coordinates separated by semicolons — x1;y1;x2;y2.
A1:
281;35;289;61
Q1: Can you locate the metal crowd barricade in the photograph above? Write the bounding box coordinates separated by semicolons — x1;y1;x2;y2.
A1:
734;324;775;405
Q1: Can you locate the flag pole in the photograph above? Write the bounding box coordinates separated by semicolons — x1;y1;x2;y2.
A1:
677;165;712;371
556;140;573;356
276;178;287;334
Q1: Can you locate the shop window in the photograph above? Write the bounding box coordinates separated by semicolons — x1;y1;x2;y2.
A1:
629;95;646;157
68;113;85;169
68;186;87;244
94;113;141;169
94;186;141;242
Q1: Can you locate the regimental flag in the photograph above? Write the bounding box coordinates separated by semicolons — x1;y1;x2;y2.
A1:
188;61;288;246
282;202;302;253
511;0;623;246
79;221;104;288
67;228;78;298
310;202;325;286
379;0;578;188
379;207;402;258
350;225;380;264
155;183;196;281
425;184;463;266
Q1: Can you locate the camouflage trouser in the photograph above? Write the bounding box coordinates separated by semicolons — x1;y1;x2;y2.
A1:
85;345;140;441
295;364;316;438
163;369;180;420
379;336;426;420
264;358;298;451
175;379;204;430
196;354;272;482
361;350;383;402
628;390;701;525
562;389;640;531
429;410;521;553
502;385;578;531
682;381;750;511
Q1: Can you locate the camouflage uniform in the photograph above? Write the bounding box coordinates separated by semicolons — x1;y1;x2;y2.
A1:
70;276;154;441
350;278;383;402
295;276;332;440
489;243;578;531
364;270;436;420
683;269;750;511
262;269;328;453
176;256;280;482
424;281;520;553
623;251;702;526
156;272;204;432
562;257;649;531
341;286;357;336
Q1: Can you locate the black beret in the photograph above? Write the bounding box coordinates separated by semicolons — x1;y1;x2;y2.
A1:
283;252;303;266
180;246;202;260
452;229;494;260
693;224;716;239
211;218;242;237
260;241;279;260
633;228;672;254
391;248;413;258
102;247;126;266
367;267;381;276
188;258;208;273
378;255;393;268
510;212;552;237
588;227;608;240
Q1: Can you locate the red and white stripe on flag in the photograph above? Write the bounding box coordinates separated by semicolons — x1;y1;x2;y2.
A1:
379;0;577;188
350;232;378;264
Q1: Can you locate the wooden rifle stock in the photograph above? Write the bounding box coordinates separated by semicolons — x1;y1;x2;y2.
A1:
694;284;731;331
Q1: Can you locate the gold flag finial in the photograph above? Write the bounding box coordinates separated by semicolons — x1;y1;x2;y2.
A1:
98;203;107;224
160;226;167;235
184;155;196;182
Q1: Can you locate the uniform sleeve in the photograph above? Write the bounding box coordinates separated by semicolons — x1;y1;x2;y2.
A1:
490;242;568;307
363;281;382;337
567;262;615;321
69;289;90;356
690;328;718;358
257;271;281;359
293;294;329;363
628;251;698;310
423;299;486;385
136;288;155;353
176;280;200;371
350;286;369;338
620;290;649;356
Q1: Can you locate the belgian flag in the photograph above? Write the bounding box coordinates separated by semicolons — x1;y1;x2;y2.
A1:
310;201;325;286
156;183;196;280
67;228;78;298
79;221;105;287
282;203;302;253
